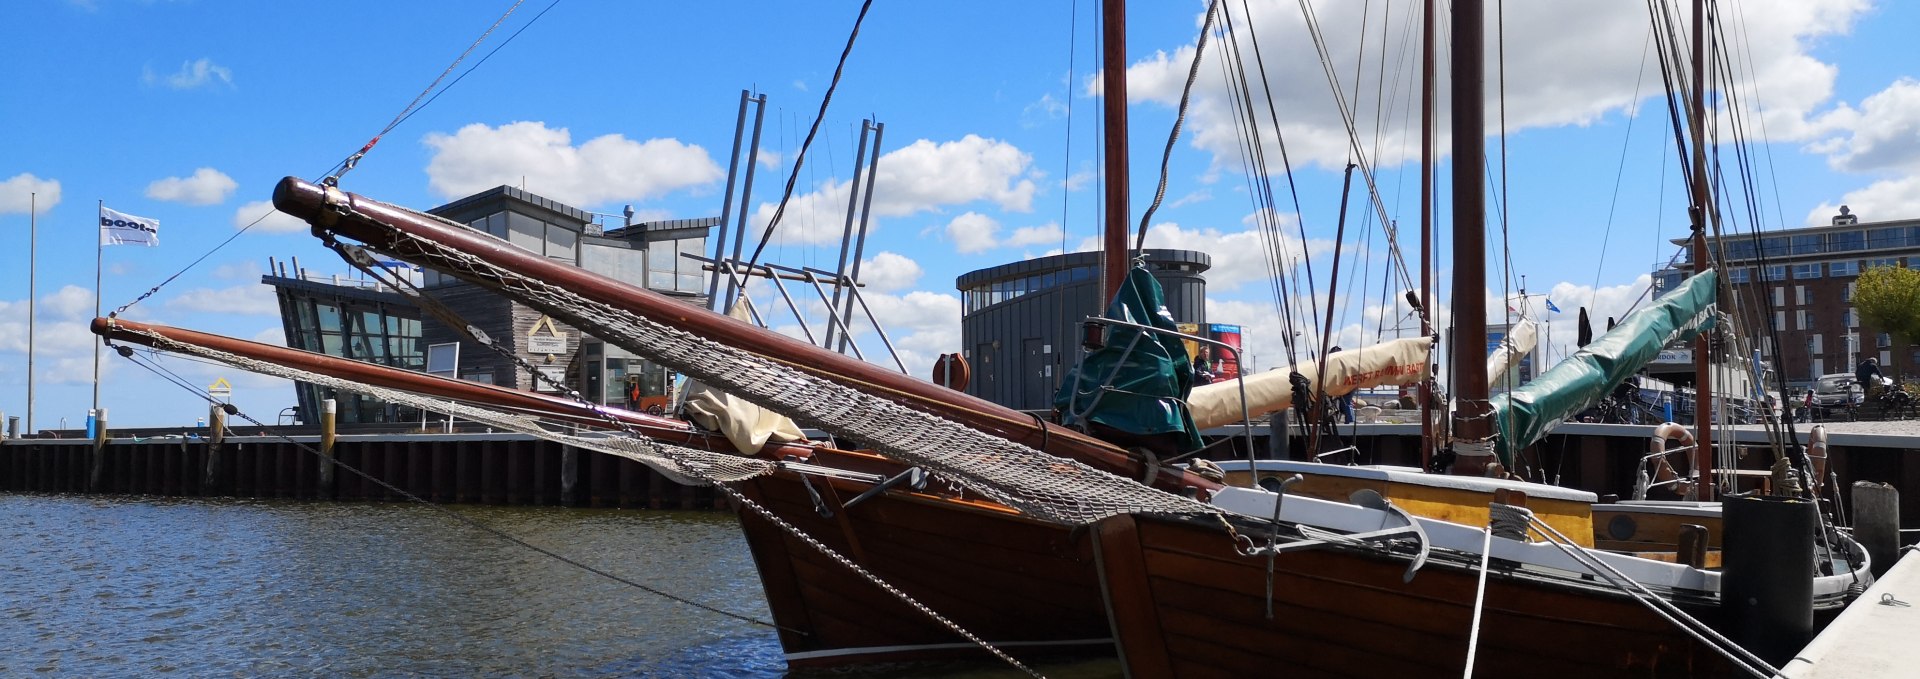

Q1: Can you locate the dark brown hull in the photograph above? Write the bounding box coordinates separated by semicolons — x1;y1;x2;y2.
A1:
1092;513;1739;679
735;469;1115;667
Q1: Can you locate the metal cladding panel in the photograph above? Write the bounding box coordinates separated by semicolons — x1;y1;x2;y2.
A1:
960;261;1208;411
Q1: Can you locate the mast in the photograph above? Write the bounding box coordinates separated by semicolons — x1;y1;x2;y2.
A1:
1689;0;1714;500
1099;0;1131;302
1448;0;1494;474
1418;0;1436;467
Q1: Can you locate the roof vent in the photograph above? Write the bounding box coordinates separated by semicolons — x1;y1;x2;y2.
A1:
1832;204;1858;226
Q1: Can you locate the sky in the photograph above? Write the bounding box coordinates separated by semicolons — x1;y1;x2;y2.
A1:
2;0;1917;429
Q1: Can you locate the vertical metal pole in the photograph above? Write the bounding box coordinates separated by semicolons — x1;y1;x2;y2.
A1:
1449;0;1494;474
93;199;102;415
706;90;753;310
1690;0;1714;500
826;120;873;350
1099;0;1132;304
838;121;885;355
26;192;35;434
726;94;770;312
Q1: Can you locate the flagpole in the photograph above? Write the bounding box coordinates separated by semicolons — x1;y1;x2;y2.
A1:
26;192;36;434
93;199;102;417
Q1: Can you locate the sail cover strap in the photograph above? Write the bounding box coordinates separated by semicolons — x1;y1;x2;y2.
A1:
329;209;1214;525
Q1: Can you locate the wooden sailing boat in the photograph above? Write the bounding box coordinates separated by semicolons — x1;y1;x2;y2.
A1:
1083;0;1869;676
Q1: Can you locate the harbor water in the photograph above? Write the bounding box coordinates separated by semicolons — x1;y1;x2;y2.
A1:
0;494;1111;677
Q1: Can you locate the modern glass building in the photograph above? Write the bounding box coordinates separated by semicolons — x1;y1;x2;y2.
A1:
267;185;717;424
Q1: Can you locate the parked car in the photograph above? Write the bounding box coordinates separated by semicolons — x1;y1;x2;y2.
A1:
1811;373;1864;417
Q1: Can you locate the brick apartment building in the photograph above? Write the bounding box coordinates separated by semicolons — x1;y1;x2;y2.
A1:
1655;207;1920;389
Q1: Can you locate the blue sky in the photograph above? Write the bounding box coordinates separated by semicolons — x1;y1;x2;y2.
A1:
3;0;1916;428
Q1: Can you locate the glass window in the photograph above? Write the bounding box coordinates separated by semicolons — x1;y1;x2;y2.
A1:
1760;237;1790;257
321;333;343;356
1724;239;1757;261
1866;227;1908;248
1761;265;1787;281
1792;234;1826;255
677;237;707;292
1792;263;1822;279
646;244;674;290
1866;257;1900;269
507;213;545;253
316;303;342;332
1727;267;1750;284
1828;260;1860;277
1829;230;1865;252
546;225;578;262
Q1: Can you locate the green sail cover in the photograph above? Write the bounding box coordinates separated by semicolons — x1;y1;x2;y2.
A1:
1489;270;1718;464
1054;264;1204;452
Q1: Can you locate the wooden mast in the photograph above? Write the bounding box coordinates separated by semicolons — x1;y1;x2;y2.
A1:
1419;0;1437;467
1448;0;1494;474
1689;0;1714;500
1100;0;1131;302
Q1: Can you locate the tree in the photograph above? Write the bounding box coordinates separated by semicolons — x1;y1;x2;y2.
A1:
1853;264;1920;379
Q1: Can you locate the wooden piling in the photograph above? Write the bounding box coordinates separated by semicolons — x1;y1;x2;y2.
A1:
317;399;337;498
205;404;225;494
1853;481;1900;578
88;408;108;490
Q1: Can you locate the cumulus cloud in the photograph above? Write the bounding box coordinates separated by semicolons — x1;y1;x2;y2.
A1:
945;212;1000;253
859;251;923;292
1004;223;1064;248
233;200;309;233
747;135;1041;245
0;173;61;214
145;167;237;205
0;289;100;357
144;58;234;90
1073;214;1334;292
1805;176;1920;226
164;283;280;316
1120;0;1870;173
423;121;723;207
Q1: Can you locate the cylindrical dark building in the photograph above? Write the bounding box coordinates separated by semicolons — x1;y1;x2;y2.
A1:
956;249;1211;411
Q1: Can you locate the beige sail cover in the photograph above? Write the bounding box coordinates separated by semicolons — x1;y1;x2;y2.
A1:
1487;318;1538;390
1187;336;1433;429
682;299;809;453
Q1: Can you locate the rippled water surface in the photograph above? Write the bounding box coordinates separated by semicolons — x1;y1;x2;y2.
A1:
0;494;1114;678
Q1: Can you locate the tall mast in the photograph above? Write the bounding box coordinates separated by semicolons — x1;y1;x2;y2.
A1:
1418;0;1436;467
1100;0;1132;302
1448;0;1494;474
1689;0;1714;500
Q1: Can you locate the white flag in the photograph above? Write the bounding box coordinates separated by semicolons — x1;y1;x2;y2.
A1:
100;206;159;247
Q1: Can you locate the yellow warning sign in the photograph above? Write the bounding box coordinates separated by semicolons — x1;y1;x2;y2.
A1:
208;377;233;401
529;315;568;339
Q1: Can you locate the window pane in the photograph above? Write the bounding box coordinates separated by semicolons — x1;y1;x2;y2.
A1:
546;224;577;261
316;303;342;332
1830;230;1864;251
508;213;544;253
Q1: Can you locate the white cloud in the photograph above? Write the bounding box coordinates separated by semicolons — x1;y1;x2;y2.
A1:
1805;176;1920;226
1818;78;1920;175
42;285;94;320
143;58;234;90
1120;0;1871;173
423;121;723;207
164;283;279;316
232;200;309;233
1004;223;1064;249
145;167;237;205
1072;215;1331;292
212;260;264;281
251;326;287;346
859;251;922;292
945;212;1000;254
0;173;61;214
745;135;1041;246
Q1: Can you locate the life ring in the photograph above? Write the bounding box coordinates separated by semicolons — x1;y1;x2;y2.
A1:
931;353;971;391
1639;422;1697;500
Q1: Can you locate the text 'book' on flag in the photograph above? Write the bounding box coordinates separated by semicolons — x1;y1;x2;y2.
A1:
100;206;159;247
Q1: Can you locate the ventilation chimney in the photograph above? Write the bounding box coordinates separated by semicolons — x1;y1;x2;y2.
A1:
1832;205;1858;226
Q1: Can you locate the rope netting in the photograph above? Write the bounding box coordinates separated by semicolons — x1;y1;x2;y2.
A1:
120;328;775;486
324;206;1214;526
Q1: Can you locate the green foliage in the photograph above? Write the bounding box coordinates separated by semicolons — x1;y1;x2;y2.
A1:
1854;264;1920;374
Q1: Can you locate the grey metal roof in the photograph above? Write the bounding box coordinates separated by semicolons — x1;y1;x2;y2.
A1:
426;185;596;228
955;248;1211;289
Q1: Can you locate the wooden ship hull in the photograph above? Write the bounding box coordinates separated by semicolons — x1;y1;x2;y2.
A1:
1092;512;1738;679
735;461;1113;666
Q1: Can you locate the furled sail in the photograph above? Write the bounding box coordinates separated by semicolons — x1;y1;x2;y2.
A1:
1489;270;1718;463
1487;318;1537;389
681;298;808;454
1186;337;1432;430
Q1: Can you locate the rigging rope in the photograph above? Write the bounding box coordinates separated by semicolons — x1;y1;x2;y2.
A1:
1132;0;1221;251
741;0;876;277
